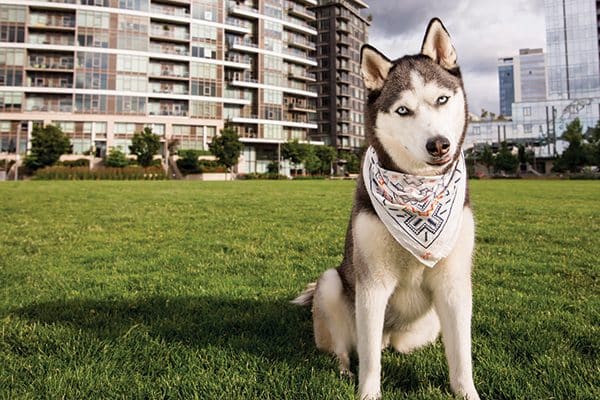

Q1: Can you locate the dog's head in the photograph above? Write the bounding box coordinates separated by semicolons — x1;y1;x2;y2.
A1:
360;18;467;176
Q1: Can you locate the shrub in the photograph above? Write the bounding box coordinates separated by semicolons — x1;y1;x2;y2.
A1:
105;148;129;168
34;166;167;180
58;158;90;168
198;160;227;173
176;149;202;175
238;173;288;180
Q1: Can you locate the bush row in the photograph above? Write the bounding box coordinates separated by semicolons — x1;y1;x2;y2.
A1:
34;166;167;180
238;173;288;180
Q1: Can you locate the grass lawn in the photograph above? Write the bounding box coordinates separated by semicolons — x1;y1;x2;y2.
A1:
0;180;598;399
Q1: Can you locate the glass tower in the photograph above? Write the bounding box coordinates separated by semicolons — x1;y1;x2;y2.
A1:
497;57;514;116
545;0;600;99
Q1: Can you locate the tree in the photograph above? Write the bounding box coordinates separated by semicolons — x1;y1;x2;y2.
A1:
493;142;518;174
129;127;160;167
314;145;337;175
585;120;600;166
282;139;308;166
24;124;71;171
105;148;129;168
480;144;494;174
339;150;360;174
208;127;243;178
553;118;591;172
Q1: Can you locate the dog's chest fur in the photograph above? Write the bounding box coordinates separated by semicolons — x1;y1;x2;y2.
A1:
353;210;434;330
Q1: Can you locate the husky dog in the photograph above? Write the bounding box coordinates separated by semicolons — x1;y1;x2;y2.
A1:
293;19;479;400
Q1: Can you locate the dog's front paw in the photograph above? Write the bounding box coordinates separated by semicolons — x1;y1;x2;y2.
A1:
451;382;480;400
360;393;381;400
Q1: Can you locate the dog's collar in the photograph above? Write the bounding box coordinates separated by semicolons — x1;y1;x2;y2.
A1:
362;146;466;267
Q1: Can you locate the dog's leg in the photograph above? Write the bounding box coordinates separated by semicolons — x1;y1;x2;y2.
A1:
353;212;400;399
428;209;479;400
355;279;395;400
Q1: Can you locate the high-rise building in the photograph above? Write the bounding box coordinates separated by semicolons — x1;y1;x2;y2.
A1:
310;0;369;151
545;0;600;100
497;57;514;117
514;48;546;102
0;0;319;174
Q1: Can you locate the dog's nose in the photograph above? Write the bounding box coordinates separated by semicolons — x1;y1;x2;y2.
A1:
426;136;451;157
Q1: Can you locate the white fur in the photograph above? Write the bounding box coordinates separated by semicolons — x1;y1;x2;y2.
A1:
350;209;479;400
374;71;466;176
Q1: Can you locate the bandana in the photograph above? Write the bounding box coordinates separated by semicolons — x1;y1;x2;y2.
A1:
362;146;466;267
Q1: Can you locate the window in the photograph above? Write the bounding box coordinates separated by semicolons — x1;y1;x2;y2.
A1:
523;106;531;116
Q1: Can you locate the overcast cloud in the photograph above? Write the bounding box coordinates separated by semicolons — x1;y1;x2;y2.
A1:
365;0;546;114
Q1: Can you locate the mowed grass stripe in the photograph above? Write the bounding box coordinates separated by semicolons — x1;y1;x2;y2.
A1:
0;180;598;399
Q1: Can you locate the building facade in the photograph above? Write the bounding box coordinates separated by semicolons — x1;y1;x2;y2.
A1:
310;0;369;151
513;48;546;102
0;0;320;174
497;57;514;117
545;0;600;100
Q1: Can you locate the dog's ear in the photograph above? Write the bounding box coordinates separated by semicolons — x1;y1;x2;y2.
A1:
360;45;393;91
420;18;457;70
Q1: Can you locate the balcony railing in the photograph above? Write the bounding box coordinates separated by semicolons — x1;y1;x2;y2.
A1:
149;43;189;56
150;4;190;17
150;27;190;41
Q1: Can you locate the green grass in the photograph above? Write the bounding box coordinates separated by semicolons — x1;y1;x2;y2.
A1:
0;180;598;399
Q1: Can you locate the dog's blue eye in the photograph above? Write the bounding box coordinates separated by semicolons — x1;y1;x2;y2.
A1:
396;106;410;116
436;95;449;105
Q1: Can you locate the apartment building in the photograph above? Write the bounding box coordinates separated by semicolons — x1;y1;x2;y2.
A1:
310;0;369;151
0;0;319;173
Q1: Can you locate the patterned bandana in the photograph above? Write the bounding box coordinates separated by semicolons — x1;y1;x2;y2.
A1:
362;146;466;267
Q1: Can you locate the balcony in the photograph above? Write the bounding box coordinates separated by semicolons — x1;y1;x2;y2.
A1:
150;24;190;43
29;12;76;30
27;74;73;89
286;2;316;21
336;73;351;83
150;3;190;18
28;55;74;71
337;62;351;71
149;42;189;56
225;53;253;68
148;101;188;117
227;2;260;20
337;47;351;58
149;63;189;80
25;95;72;113
288;70;316;82
149;81;189;95
336;23;350;33
288;103;316;113
337;102;351;110
285;33;316;52
28;33;75;46
224;17;252;34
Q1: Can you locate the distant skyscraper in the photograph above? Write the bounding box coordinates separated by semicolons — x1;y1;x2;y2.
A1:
545;0;600;99
310;0;370;151
514;48;546;102
497;57;514;116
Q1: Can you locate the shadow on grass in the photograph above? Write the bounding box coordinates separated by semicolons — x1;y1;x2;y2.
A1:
9;295;317;362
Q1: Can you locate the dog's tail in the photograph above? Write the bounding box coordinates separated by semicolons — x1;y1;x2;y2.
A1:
290;282;316;306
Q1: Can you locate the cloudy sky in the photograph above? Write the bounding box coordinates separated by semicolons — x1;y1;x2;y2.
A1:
365;0;546;115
